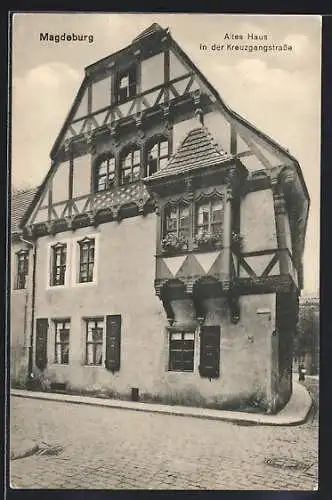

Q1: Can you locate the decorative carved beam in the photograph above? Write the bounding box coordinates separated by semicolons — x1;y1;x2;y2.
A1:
64;138;72;153
193;89;201;107
227;291;240;324
160;295;175;325
192;293;206;323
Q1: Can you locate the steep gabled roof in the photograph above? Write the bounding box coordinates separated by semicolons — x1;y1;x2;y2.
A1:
132;23;164;43
11;188;38;235
147;125;233;181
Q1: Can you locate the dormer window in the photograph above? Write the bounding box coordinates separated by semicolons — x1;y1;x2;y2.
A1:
146;138;169;177
116;65;137;104
120;147;141;185
95;156;115;192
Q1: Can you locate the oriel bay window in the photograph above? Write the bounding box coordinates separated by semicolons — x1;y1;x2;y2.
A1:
165;204;190;238
169;332;195;372
78;237;95;283
162;203;190;252
51;243;67;286
146;138;169;177
15;250;29;289
85;318;104;366
54;320;70;364
121;147;141;185
95;156;115;192
194;198;224;247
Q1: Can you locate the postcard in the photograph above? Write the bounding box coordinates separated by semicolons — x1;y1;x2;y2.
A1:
9;12;320;490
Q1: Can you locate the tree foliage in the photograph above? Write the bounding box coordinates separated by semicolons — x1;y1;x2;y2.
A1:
294;302;319;358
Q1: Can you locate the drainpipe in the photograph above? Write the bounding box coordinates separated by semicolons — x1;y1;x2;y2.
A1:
19;235;36;381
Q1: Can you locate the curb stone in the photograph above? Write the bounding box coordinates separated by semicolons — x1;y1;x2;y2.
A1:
11;381;312;426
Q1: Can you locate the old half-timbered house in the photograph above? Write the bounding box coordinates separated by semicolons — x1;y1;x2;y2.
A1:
20;23;309;413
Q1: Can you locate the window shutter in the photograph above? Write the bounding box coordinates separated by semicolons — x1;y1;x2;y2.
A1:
35;318;48;371
199;326;220;379
105;315;121;372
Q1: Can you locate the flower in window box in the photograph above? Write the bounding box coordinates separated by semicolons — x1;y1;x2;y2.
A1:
231;232;244;252
161;233;189;253
193;231;223;249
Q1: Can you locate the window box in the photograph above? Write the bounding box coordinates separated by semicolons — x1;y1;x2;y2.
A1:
161;233;189;255
193;231;223;251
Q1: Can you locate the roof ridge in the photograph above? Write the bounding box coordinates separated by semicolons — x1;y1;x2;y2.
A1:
132;23;164;43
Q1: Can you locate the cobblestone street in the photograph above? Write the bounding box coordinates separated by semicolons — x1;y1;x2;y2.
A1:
9;381;318;490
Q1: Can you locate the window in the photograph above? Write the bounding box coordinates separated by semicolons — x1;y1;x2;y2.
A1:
116;66;137;104
51;243;67;286
165;204;190;239
120;148;140;185
54;320;70;364
15;250;29;289
169;332;195;372
95;156;115;192
78;238;95;283
146;139;169;177
85;318;104;366
196;198;224;236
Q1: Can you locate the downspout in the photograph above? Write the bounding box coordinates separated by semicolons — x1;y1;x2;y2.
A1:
19;236;37;381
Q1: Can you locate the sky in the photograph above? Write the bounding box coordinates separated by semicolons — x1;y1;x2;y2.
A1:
11;13;321;294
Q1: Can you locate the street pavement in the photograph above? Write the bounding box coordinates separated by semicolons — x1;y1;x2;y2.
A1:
9;380;318;490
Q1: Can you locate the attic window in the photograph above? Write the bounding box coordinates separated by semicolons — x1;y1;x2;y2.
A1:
116;65;137;104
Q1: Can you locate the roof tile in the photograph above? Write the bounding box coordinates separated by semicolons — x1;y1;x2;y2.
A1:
132;23;164;43
11;188;38;234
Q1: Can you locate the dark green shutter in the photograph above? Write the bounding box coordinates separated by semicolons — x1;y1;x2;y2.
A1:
199;326;220;379
35;318;48;371
105;315;121;372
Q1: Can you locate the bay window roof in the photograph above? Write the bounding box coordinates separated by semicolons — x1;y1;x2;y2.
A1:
145;126;233;182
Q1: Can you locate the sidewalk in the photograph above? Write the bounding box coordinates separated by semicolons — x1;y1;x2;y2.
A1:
11;380;312;427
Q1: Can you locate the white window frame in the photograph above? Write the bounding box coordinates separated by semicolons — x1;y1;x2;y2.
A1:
71;232;100;287
46;238;71;290
84;317;105;366
53;318;71;365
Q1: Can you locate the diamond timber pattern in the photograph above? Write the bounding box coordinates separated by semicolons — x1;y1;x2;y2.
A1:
159;251;224;282
93;183;150;212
